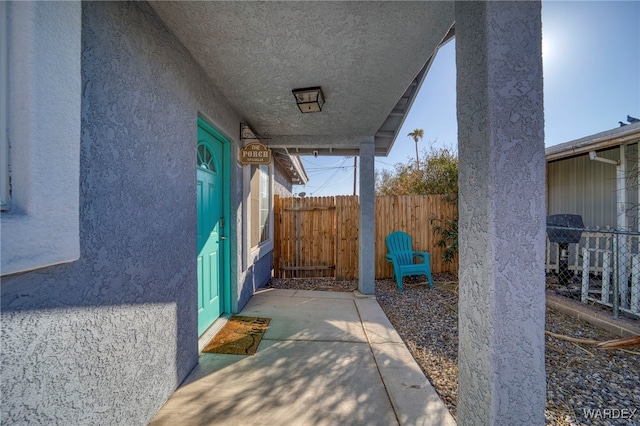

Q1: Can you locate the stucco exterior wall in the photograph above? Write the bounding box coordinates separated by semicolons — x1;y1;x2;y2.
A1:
456;1;546;424
1;1;81;275
235;161;293;309
274;160;294;197
1;2;250;424
238;251;274;310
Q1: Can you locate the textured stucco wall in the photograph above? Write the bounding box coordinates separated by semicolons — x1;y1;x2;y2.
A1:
1;2;244;424
234;160;294;311
238;251;274;311
274;160;294;197
455;1;546;425
236;160;292;310
1;1;81;275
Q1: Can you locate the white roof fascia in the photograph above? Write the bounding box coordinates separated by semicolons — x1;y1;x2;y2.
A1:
546;122;640;162
382;24;456;157
286;152;309;185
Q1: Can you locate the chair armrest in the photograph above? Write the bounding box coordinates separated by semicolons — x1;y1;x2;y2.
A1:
413;251;431;262
386;253;402;269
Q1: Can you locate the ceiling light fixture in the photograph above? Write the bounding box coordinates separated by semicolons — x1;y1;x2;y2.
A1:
292;87;325;113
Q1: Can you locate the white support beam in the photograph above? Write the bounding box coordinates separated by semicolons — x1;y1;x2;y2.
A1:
618;145;629;308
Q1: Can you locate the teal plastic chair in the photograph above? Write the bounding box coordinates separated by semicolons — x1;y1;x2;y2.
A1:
385;231;434;291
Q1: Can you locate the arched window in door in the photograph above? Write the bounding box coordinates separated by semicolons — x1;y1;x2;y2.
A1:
197;142;217;172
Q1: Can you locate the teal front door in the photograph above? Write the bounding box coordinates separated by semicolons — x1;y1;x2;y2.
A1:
197;124;224;335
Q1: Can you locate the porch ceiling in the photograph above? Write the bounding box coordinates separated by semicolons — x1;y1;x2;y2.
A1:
149;1;455;156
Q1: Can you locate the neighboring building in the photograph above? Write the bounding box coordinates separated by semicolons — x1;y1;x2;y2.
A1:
2;2;547;424
545;123;640;320
546;122;640;229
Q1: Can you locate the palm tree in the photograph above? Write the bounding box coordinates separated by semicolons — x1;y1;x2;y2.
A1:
408;129;424;170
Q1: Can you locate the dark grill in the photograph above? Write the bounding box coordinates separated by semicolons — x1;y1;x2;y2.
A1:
547;214;584;244
547;214;584;286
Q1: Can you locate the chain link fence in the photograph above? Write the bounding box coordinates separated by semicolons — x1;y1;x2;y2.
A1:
546;225;640;319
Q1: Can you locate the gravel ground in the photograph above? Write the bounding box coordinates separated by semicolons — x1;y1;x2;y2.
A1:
266;275;640;425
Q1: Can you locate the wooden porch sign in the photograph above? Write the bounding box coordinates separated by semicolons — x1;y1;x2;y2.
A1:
239;142;271;165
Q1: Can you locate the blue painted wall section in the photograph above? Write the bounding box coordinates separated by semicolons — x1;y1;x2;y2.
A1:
0;2;282;424
274;161;294;196
238;251;274;310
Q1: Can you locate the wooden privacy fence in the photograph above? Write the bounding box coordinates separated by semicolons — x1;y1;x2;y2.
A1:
273;195;458;280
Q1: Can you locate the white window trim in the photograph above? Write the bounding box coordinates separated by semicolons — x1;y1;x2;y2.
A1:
243;161;274;269
1;2;81;276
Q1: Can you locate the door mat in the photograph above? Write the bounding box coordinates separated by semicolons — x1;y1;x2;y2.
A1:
202;316;271;355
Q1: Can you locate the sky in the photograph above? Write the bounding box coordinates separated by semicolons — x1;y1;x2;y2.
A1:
294;1;640;197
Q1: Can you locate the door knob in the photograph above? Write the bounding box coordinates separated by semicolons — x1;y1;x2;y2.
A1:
220;236;227;240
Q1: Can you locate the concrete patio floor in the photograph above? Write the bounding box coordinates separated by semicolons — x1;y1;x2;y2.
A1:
150;288;455;426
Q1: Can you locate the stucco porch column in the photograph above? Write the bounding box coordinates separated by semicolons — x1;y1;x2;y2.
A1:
358;138;376;295
455;1;546;425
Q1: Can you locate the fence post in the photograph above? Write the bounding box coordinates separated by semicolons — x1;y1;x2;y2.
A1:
619;233;630;310
581;248;590;303
613;231;619;318
602;251;611;304
632;255;640;314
